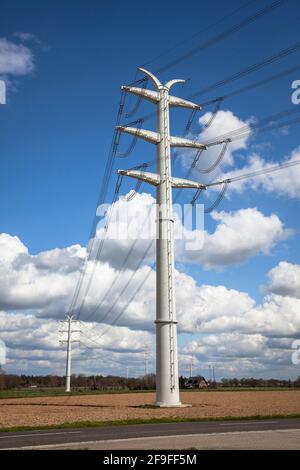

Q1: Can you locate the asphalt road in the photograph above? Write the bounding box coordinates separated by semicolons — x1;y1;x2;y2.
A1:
1;418;300;449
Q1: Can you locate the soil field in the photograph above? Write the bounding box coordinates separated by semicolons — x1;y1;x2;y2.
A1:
1;390;300;429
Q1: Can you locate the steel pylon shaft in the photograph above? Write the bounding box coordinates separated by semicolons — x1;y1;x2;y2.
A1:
154;83;181;405
117;68;205;406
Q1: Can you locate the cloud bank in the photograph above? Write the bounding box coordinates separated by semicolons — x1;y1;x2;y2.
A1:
0;224;299;379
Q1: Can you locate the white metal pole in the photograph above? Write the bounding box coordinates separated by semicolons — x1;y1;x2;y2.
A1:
144;351;148;377
189;357;193;378
117;68;205;406
155;84;181;407
209;364;212;383
65;316;72;393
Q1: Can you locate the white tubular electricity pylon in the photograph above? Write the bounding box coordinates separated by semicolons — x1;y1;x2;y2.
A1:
189;356;194;378
59;315;80;392
117;68;206;407
144;346;151;377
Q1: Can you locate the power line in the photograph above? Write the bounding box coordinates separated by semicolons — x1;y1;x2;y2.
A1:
82;205;154;324
70;11;295;386
206;157;300;187
116;106;300;204
127;0;262;112
82;238;154;327
202;105;300;147
129;0;287;84
75;174;124;320
190;157;300;209
189;40;300;100
59;4;297;379
76;37;300;345
100;105;300;320
81;105;300;355
141;0;259;69
68;101;149;321
156;0;288;75
96;154;300;342
66;92;127;318
171;106;300;201
126;0;288;129
126;45;300;126
80;262;155;347
79;151;300;350
221;62;300;101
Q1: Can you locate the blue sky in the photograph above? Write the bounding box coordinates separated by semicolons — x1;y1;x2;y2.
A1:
1;0;300;379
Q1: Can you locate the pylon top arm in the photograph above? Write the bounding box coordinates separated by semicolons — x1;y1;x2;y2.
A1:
138;67;162;89
165;78;185;90
138;68;186;92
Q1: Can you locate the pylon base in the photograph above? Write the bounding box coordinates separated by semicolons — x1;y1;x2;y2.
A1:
154;402;192;408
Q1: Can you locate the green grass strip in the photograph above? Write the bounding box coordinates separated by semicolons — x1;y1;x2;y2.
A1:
0;387;299;400
1;413;300;433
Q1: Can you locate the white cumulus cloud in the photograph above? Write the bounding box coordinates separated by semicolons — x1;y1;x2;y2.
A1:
0;231;299;378
93;193;290;270
0;38;34;76
213;146;300;199
179;109;251;181
181;207;291;268
266;261;300;299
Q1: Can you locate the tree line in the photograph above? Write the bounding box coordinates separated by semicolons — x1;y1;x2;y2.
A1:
0;369;299;391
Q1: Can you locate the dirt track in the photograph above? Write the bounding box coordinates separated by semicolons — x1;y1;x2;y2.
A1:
1;391;300;429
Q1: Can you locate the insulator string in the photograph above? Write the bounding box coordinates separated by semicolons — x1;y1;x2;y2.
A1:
191;188;204;206
202;98;223;129
205;180;230;213
190;180;229;213
124;179;143;201
117;119;144;158
184;109;198;134
125;78;148;118
195;139;231;174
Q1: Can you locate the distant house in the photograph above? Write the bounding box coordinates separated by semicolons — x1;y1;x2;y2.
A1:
183;376;209;389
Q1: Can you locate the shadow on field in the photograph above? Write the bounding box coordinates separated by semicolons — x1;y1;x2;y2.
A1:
0;403;111;408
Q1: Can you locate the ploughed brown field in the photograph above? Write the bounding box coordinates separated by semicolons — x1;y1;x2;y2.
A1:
1;391;300;429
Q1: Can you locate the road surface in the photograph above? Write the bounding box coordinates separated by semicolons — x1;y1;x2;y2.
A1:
1;418;300;450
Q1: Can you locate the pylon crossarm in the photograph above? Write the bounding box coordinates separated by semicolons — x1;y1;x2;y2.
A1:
121;86;159;104
117;126;206;149
118;169;160;186
116;126;160;144
121;84;200;111
170;135;207;149
169;95;201;110
121;85;200;110
171;176;206;190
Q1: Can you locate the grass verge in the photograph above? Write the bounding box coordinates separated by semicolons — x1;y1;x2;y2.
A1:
0;389;155;400
1;413;300;433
